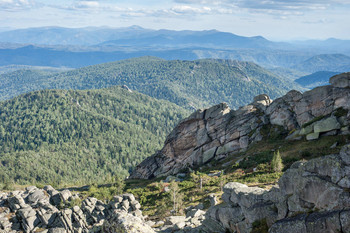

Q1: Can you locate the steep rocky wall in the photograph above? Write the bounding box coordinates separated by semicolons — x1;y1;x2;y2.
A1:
203;144;350;233
131;73;350;179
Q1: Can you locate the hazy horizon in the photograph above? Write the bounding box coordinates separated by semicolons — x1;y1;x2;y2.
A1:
1;0;350;41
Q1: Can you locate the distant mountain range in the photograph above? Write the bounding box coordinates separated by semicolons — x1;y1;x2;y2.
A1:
0;26;286;49
0;45;314;69
0;26;349;73
0;26;349;53
0;57;302;109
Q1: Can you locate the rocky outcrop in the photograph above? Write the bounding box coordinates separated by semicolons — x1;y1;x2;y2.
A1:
130;100;269;179
203;144;350;233
0;186;210;233
0;186;149;233
329;72;350;88
155;205;206;232
131;73;350;179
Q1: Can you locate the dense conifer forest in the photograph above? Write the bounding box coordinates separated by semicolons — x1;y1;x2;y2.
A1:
0;86;190;186
0;57;302;109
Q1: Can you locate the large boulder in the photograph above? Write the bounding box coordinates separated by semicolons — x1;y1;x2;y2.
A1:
313;116;340;133
102;210;155;233
16;206;41;233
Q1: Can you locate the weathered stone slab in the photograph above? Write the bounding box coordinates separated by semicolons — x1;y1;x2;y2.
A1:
313;117;340;133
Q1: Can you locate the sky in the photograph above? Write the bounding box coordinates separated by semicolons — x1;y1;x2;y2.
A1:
1;0;350;41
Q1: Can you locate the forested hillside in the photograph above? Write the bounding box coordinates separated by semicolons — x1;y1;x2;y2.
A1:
0;87;190;186
0;57;302;109
292;54;350;73
0;69;64;100
295;71;340;89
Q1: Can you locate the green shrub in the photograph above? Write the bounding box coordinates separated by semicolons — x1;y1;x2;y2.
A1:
271;151;283;173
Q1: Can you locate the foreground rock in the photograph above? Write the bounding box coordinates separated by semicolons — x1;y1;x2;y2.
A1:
0;186;150;233
0;186;209;233
155;206;206;232
131;73;350;179
203;144;350;233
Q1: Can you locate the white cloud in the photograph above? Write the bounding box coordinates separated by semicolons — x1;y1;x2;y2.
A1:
173;0;350;16
0;0;37;11
74;1;99;9
170;5;212;14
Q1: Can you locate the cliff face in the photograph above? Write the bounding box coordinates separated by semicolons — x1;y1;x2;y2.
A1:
131;72;350;179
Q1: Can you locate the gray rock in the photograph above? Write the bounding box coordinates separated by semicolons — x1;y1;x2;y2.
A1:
102;210;155;233
43;185;56;195
0;215;12;230
202;146;218;164
329;72;350;88
165;216;187;225
208;193;217;207
8;195;27;211
52;208;73;232
186;209;205;218
269;214;308;233
313;116;340;133
25;186;37;193
239;136;249;149
340;144;350;165
253;94;272;106
47;228;67;233
121;200;129;211
299;125;313;135
306;132;319;140
340;209;350;232
122;193;136;202
130;200;141;210
305;210;342;233
72;205;88;229
174;221;186;230
50;194;61;206
17;206;40;232
27;189;48;205
59;190;72;203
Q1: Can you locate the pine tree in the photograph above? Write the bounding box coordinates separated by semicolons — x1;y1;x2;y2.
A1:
169;180;183;214
271;150;284;173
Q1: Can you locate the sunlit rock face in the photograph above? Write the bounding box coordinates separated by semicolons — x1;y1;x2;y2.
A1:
131;72;350;179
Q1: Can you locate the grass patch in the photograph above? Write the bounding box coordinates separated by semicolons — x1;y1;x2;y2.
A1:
251;218;269;233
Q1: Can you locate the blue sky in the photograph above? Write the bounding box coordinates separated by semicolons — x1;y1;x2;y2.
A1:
1;0;350;40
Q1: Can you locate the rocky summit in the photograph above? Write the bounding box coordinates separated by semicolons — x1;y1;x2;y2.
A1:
131;73;350;179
